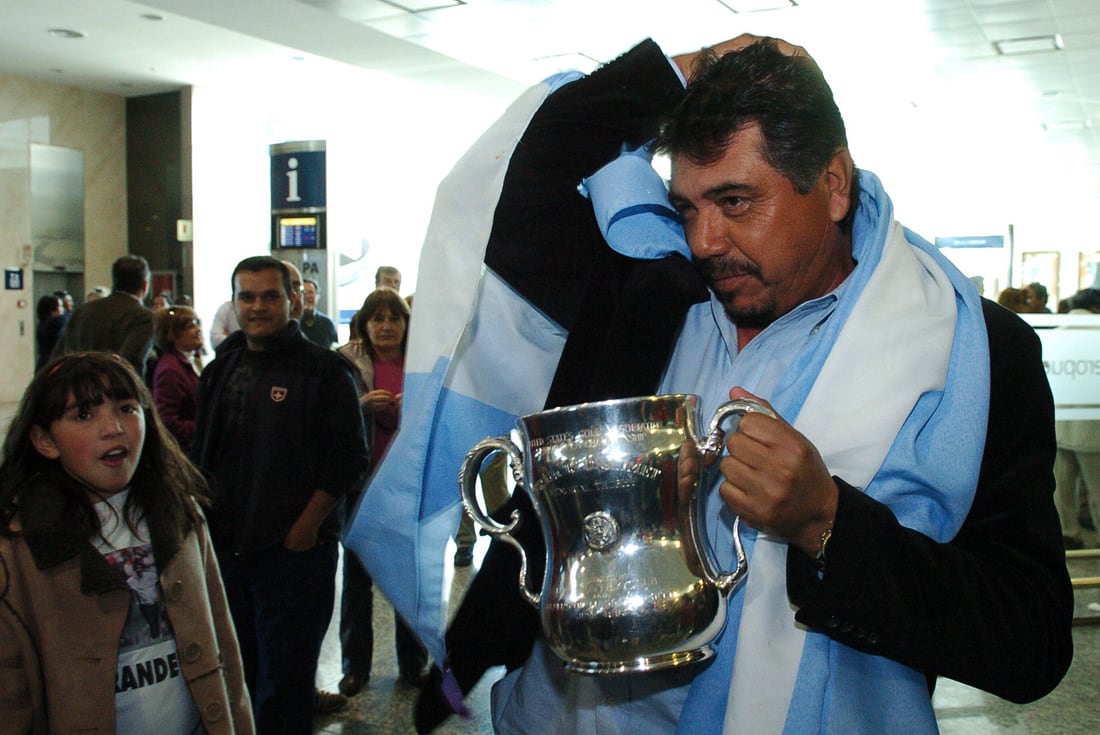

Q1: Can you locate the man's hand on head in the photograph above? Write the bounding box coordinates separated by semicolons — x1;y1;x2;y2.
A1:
672;34;819;83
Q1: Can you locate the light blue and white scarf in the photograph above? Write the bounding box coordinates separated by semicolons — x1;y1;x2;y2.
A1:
670;171;990;734
577;150;990;734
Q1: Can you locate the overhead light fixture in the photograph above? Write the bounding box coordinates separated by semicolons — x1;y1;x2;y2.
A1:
140;14;164;22
1042;119;1091;132
378;0;465;12
717;0;798;12
993;34;1063;56
47;28;85;39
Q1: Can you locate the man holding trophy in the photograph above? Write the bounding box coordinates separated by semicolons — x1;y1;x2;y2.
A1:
351;34;1074;735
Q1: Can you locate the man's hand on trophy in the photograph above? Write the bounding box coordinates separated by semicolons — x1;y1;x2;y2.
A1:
717;387;838;557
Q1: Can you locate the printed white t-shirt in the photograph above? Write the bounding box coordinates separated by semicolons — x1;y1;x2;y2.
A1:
92;490;203;735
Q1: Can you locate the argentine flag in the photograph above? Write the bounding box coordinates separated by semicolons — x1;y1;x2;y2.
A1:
343;74;581;671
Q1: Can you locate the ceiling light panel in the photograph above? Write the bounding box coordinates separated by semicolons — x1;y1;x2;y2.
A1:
378;0;465;12
1042;119;1091;132
993;34;1063;55
716;0;797;13
47;28;86;39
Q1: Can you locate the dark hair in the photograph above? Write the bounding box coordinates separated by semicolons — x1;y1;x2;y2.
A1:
352;288;411;359
1069;288;1100;313
304;279;319;291
154;306;200;350
231;255;292;297
112;255;151;295
655;38;861;233
1026;282;1048;302
36;295;62;321
0;353;207;540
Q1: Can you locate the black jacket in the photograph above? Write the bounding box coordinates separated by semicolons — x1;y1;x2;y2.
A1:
419;40;1072;727
191;322;369;557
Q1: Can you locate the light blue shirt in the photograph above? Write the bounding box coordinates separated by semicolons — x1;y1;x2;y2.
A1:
492;286;845;734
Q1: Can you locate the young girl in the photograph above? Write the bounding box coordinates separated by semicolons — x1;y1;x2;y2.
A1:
0;353;253;734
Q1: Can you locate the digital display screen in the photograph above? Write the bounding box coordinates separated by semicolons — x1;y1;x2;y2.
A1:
278;216;319;248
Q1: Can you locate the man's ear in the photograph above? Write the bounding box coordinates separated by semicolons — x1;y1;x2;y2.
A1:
825;148;854;224
29;426;61;460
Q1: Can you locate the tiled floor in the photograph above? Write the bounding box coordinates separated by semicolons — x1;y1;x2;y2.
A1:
319;543;1100;735
313;546;498;735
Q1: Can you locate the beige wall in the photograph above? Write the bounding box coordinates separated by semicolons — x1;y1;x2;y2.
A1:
0;73;127;402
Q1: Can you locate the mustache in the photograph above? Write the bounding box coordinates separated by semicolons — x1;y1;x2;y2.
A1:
693;255;762;283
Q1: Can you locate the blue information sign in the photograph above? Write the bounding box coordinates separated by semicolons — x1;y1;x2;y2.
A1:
270;150;326;211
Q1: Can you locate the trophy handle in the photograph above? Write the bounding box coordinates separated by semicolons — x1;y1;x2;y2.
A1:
700;398;777;593
458;437;539;607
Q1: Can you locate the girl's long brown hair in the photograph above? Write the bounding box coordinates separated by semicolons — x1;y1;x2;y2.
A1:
0;352;208;544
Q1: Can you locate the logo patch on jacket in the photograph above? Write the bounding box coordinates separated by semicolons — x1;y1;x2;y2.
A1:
271;386;288;402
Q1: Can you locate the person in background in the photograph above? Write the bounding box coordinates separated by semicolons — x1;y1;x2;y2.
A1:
53;290;74;323
0;352;253;733
35;294;65;371
151;291;173;311
300;278;338;349
209;299;241;349
54;255;155;380
1024;282;1053;313
375;265;402;293
1054;288;1100;549
191;256;369;729
996;287;1030;313
152;306;205;452
281;260;306;320
145;292;175;381
452;454;510;568
86;286;110;302
338;288;429;692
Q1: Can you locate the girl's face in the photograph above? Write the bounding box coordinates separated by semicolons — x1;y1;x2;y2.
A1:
366;307;406;355
30;394;146;498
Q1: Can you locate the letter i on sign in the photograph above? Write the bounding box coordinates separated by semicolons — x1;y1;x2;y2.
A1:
286;157;301;203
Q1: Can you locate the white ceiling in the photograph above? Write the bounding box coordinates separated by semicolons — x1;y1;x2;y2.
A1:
2;0;1100;227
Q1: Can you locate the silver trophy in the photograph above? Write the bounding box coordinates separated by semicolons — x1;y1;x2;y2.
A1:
458;394;774;674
